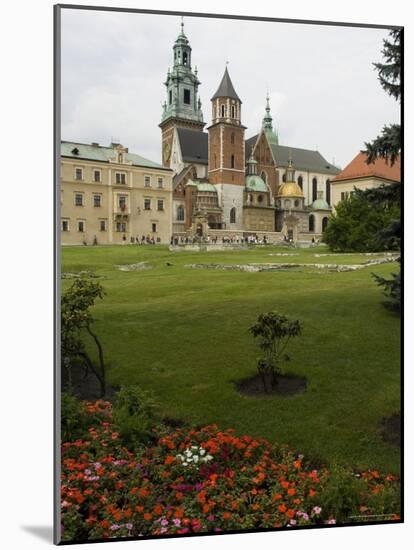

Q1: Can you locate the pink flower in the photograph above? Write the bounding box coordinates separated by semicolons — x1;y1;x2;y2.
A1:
125;523;133;530
312;506;322;515
173;519;181;526
326;518;336;525
161;519;169;526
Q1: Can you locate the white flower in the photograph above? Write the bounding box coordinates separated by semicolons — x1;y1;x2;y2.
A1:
199;448;206;456
193;455;199;463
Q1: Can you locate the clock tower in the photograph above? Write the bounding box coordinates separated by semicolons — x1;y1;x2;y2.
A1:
159;19;205;168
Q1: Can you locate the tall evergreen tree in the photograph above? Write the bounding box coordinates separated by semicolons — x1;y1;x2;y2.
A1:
363;28;402;311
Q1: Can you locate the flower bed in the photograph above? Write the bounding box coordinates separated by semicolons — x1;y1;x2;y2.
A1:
61;400;400;542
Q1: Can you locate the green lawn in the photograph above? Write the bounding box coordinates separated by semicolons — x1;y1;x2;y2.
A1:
61;244;401;474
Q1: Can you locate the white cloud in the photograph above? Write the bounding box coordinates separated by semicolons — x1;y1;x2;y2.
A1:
61;9;400;168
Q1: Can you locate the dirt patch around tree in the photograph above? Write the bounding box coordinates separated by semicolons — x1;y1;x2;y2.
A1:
235;373;307;397
61;362;119;401
380;413;401;447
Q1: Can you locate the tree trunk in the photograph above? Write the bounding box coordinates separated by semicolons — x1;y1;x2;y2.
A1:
78;351;106;398
86;326;106;397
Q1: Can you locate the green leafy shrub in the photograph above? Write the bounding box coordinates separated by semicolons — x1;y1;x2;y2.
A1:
112;385;159;448
61;392;86;441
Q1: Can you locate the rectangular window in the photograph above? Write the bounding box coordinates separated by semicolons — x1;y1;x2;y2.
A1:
118;195;127;210
99;220;106;232
115;172;126;184
157;199;164;211
94;170;101;182
93;194;102;207
78;220;85;232
169;90;172;105
116;222;127;232
144;176;151;187
152;223;157;233
61;219;69;232
75;168;83;181
144;198;151;210
184;89;190;104
157;177;163;188
74;193;83;206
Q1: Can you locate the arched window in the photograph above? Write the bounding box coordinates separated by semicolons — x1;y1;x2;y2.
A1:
326;179;331;205
231;132;235;144
294;199;300;207
284;199;291;208
214;153;217;168
298;175;303;190
261;171;267;183
176;205;184;221
322;217;329;232
230;207;236;224
282;173;287;183
312;178;318;202
231;105;235;118
258;195;264;203
231;154;235;168
309;214;315;232
183;52;188;65
221;104;225;117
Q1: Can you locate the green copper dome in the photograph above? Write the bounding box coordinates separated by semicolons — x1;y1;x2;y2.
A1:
312;198;330;210
245;175;268;192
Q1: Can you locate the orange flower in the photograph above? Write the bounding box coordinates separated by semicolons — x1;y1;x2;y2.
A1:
153;504;163;516
293;460;301;469
281;481;290;489
100;520;110;529
175;492;184;501
251;503;260;511
143;513;152;521
113;510;122;521
293;498;301;505
135;505;144;513
278;504;287;513
203;504;210;513
164;455;175;465
223;512;232;520
272;493;282;502
139;487;150;498
197;490;207;504
286;509;295;519
174;507;184;519
287;488;296;496
309;489;316;497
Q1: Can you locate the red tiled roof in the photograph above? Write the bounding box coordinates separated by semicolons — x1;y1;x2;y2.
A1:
332;152;400;183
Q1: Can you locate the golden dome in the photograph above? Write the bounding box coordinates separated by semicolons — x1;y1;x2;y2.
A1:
277;182;304;198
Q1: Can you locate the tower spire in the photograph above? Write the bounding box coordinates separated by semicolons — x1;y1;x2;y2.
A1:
261;93;279;145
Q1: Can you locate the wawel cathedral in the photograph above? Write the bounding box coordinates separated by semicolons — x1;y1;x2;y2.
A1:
160;21;340;241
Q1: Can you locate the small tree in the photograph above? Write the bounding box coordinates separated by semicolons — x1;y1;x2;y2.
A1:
249;311;302;393
61;275;107;397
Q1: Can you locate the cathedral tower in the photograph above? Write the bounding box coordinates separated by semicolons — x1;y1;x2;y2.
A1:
159;20;205;167
208;66;246;186
207;67;246;229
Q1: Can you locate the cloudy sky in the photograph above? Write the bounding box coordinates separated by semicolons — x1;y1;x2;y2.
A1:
61;8;400;169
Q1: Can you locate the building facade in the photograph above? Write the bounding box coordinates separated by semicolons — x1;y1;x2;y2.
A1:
330;151;401;208
60;141;173;245
161;22;341;242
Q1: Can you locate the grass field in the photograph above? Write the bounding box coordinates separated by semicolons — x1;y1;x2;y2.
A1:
61;244;401;474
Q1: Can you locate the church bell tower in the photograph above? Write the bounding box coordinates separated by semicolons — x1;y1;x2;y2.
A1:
159;19;205;167
207;66;246;186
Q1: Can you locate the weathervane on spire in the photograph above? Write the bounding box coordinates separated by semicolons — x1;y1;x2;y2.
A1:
180;16;184;32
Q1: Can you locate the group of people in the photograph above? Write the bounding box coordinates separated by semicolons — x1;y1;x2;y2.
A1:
125;235;159;245
170;234;269;245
